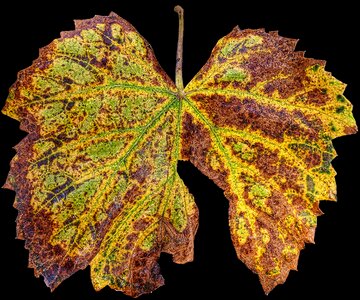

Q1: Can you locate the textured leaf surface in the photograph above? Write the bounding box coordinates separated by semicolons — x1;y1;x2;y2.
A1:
182;27;357;292
2;13;198;297
2;12;357;297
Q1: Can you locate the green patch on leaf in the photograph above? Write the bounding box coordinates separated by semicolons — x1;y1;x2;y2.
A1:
223;68;247;81
87;140;124;161
250;184;270;198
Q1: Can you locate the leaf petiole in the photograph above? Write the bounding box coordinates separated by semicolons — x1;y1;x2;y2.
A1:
174;5;184;93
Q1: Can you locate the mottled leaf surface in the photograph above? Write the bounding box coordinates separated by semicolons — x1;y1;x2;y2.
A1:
182;27;357;292
2;13;357;297
2;13;198;297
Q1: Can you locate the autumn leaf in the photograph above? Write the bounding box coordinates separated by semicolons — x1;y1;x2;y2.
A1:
2;5;356;297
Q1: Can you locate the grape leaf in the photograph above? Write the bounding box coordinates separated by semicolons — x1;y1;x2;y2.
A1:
2;6;357;297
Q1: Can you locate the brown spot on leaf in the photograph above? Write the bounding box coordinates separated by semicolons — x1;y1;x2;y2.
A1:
181;112;230;191
193;95;318;142
303;88;330;106
264;77;304;99
278;160;301;192
131;165;151;184
252;143;279;178
344;125;358;135
133;218;151;231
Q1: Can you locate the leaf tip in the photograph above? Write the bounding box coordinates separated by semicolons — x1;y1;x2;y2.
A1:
231;25;241;33
109;11;120;18
3;173;15;190
2;181;12;190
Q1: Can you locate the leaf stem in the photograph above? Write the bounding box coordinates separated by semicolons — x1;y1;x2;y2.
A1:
174;5;184;91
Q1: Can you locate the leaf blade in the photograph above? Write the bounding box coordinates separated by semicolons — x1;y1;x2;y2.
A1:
2;13;198;297
183;27;357;293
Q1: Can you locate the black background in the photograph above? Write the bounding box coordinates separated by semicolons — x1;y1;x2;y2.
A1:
0;0;359;299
